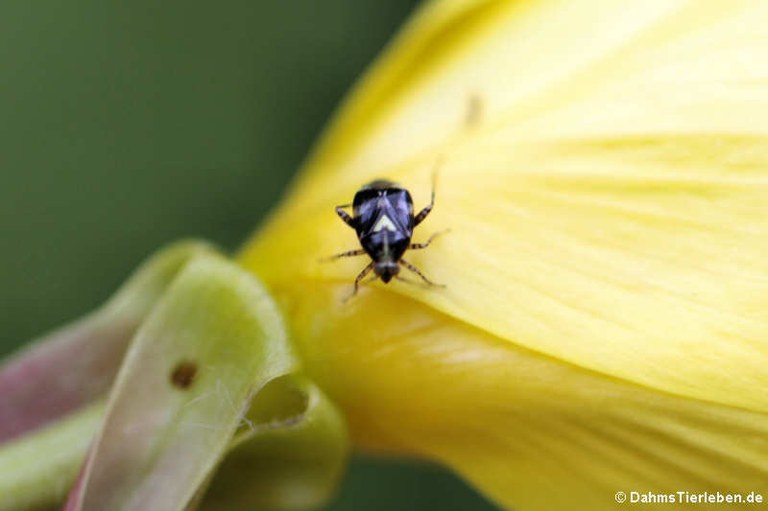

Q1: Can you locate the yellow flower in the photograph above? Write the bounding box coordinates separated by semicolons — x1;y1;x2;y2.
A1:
240;1;768;509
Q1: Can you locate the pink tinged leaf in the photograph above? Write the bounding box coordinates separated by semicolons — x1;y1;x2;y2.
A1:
65;458;88;511
0;315;132;443
65;253;298;511
0;241;215;443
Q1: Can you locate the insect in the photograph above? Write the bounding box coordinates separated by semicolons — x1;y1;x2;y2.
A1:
329;177;444;297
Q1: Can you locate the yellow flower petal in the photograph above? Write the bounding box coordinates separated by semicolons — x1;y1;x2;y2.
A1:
241;0;768;508
264;288;768;510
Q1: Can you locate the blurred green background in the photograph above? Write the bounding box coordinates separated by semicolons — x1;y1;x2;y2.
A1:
0;1;497;509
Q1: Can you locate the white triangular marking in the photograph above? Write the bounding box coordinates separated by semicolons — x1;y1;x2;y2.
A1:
373;215;397;232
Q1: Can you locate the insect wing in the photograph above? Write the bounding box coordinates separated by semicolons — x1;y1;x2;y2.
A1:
384;188;414;233
352;189;382;237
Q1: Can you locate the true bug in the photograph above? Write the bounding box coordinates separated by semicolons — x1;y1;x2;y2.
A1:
330;177;444;297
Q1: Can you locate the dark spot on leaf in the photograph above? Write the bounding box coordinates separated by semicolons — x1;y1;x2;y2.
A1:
170;360;198;389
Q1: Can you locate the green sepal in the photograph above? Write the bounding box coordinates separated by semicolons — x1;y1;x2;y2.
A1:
1;244;349;511
65;251;298;510
0;403;105;511
0;240;217;443
200;374;349;510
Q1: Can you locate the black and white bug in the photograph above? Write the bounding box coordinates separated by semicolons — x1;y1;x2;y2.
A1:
330;178;444;297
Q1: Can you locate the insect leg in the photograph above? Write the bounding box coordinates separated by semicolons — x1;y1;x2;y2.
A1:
414;173;436;226
409;229;449;250
399;258;445;287
394;274;420;286
335;204;355;228
351;261;375;297
321;248;367;262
